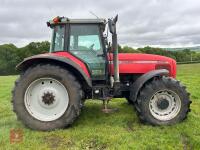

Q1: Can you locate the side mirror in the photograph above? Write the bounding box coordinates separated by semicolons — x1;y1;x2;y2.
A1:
107;42;113;53
103;34;108;45
108;19;114;34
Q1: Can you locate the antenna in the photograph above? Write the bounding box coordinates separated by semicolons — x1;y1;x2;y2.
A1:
89;11;100;19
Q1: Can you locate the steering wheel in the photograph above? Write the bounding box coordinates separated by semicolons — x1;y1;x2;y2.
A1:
89;44;99;56
89;44;95;50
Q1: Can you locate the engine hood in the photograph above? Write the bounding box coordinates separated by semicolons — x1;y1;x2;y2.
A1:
108;53;176;78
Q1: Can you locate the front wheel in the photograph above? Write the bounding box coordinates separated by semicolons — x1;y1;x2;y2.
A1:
134;76;191;125
12;64;82;131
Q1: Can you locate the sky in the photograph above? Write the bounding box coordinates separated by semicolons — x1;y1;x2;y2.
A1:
0;0;200;48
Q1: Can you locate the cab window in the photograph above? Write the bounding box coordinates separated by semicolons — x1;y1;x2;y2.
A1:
69;24;103;54
50;25;65;52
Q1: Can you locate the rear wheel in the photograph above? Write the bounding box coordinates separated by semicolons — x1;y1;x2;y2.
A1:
134;76;191;125
12;64;82;131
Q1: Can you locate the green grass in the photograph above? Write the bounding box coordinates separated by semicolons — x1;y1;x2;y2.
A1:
0;64;200;149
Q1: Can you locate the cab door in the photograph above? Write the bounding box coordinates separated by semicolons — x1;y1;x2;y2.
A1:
69;24;106;80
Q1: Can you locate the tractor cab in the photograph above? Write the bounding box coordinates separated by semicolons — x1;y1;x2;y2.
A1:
47;17;109;80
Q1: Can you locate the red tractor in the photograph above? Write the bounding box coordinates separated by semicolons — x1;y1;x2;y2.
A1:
12;15;191;131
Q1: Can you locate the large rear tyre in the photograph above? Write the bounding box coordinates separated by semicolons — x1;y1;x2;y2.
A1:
134;76;191;125
12;64;82;131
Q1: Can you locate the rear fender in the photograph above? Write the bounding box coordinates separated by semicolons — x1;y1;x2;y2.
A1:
129;69;169;102
16;54;92;87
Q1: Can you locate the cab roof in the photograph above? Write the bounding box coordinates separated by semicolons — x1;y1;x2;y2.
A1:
64;18;106;24
47;17;106;27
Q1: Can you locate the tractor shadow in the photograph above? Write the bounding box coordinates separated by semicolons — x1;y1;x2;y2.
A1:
73;98;140;128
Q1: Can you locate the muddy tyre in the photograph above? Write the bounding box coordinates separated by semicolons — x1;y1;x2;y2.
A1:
12;64;82;131
135;76;191;125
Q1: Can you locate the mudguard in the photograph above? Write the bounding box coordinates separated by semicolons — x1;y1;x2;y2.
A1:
129;69;169;102
16;54;92;87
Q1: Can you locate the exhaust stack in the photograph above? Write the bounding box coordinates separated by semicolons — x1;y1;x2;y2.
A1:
112;32;120;82
108;15;120;83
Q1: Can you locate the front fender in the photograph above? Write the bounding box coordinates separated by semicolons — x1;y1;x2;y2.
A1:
129;69;169;102
17;54;92;87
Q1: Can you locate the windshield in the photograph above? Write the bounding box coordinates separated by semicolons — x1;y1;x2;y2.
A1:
50;25;65;52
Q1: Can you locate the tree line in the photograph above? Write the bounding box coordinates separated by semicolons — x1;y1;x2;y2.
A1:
119;45;200;62
0;41;200;75
0;41;49;75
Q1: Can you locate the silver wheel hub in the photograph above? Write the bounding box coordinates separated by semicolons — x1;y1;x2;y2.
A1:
24;78;69;121
149;90;181;121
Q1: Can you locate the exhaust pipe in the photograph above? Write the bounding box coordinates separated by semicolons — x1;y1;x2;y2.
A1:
108;15;120;83
112;32;120;82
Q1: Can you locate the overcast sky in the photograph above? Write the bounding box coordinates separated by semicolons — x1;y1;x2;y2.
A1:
0;0;200;48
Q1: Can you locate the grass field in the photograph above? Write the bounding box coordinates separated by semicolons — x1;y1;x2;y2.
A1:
0;64;200;149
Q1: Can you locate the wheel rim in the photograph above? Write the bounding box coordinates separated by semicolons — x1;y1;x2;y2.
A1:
24;78;69;121
149;89;181;121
